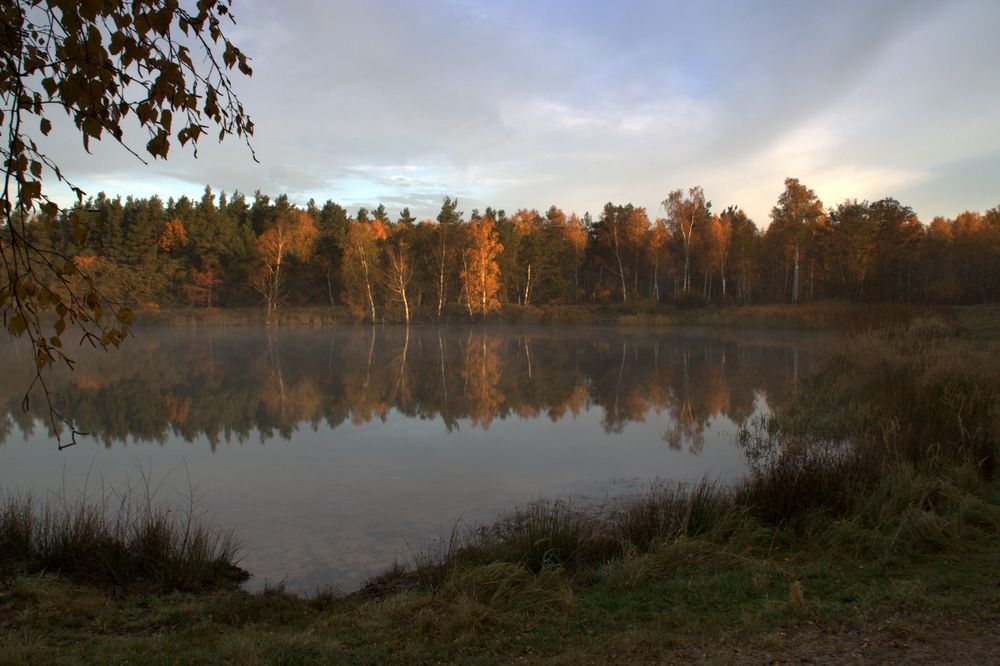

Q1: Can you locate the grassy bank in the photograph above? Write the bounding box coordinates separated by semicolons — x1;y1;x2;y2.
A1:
133;301;945;332
2;315;999;663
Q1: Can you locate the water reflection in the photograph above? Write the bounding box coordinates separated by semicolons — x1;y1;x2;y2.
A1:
0;326;823;452
0;326;828;593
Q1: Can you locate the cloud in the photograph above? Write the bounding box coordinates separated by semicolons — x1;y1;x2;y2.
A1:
32;0;1000;225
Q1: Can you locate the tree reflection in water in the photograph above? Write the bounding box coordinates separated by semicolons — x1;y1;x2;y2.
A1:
0;327;827;452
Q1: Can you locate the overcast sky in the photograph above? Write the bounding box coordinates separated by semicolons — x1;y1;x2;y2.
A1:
42;0;1000;227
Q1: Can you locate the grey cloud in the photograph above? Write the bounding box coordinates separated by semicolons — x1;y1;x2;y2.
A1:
34;0;1000;224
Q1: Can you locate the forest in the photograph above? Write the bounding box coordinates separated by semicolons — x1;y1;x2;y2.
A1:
10;177;1000;324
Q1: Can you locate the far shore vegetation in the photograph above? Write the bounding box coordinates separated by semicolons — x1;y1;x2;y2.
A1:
132;300;940;332
9;180;999;333
2;308;999;662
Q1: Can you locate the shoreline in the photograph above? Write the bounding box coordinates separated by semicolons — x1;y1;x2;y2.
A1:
130;301;957;331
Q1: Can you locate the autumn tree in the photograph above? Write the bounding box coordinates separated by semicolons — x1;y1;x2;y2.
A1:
713;210;734;298
509;209;543;305
252;211;318;325
593;204;649;302
827;200;876;301
769;178;825;303
663;187;709;293
342;219;385;322
868;198;922;302
722;207;760;304
648;218;669;301
183;267;222;307
382;222;414;323
461;215;503;317
695;214;723;300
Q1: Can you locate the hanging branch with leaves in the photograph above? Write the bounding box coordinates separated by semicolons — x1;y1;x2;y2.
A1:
0;0;254;447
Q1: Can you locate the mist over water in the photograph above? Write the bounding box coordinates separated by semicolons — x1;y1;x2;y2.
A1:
0;325;827;593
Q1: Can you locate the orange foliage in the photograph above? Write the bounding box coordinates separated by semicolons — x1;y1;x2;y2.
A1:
257;210;319;264
511;208;542;236
371;219;389;241
158;218;189;252
564;213;588;255
254;210;319;323
182;267;222;306
73;255;98;269
461;215;504;316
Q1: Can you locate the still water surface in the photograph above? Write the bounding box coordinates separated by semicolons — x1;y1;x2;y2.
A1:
0;325;827;593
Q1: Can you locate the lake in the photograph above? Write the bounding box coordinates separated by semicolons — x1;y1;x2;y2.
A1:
0;325;828;594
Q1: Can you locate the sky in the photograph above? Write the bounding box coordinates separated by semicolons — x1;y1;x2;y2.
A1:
39;0;1000;227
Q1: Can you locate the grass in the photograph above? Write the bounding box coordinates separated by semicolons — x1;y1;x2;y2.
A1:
779;317;999;477
2;310;999;662
1;490;997;663
0;485;246;593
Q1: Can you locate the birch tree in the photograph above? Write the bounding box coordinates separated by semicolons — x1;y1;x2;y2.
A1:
342;219;385;322
382;224;413;323
769;178;824;304
595;204;649;302
461;215;503;317
252;211;318;325
663;186;708;293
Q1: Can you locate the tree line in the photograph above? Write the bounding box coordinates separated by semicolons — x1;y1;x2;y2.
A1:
13;177;1000;322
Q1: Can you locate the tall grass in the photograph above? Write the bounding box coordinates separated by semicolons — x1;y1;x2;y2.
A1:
0;486;245;592
781;318;999;476
461;500;620;574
